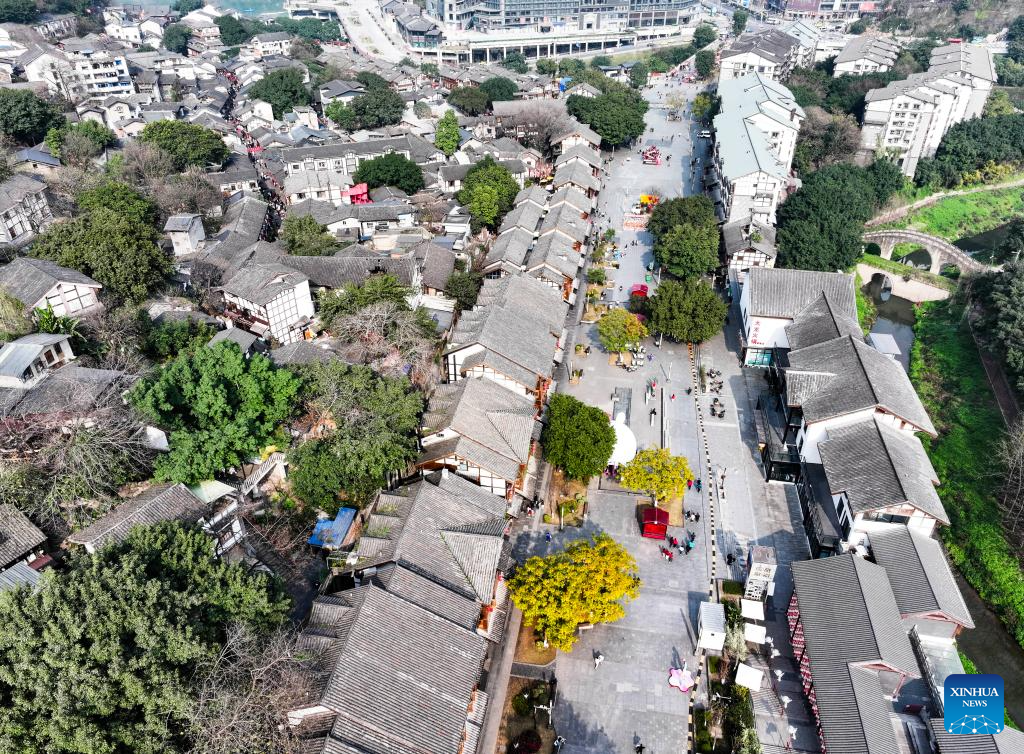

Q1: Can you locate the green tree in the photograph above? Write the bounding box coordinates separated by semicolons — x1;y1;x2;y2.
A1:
508;534;640;651
629;61;649;89
31;210;169;303
647;195;716;242
434;109;461;156
542;393;616;480
536;58;558;75
45;120;116;162
351;86;405;129
324;100;357;129
353;152;425;194
619;447;693;502
129;343;301;483
654;222;718;279
597;307;648;352
694;49;716;79
288;361;424;507
590;55;612;68
77;181;157;227
649;55;669;73
566;90;647;147
0;89;64;146
646;279;726;343
421;62;440;77
693;23;716;49
172;0;202;11
316;273;414;328
140;120;229;171
502;51;528;74
0;289;30;342
792;105;860;173
731;8;748;34
445;269;483;310
144;317;216;360
480;76;517;104
998;217;1024;264
162;23;192;54
249;68;311;119
280;214;339;256
456;155;520;231
0;0;38;23
0;521;287;754
215;14;263;45
691;92;719;121
448;86;490;116
355;71;389;90
985;89;1016;117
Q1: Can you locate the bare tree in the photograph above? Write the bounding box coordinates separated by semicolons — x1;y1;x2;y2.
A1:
0;383;155;530
186;624;318;754
152;167;221;218
118;141;175;186
329;301;438;388
998;419;1024;547
60;130;104;169
79;306;150;374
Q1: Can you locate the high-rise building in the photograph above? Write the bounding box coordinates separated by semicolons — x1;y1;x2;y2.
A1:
426;0;694;32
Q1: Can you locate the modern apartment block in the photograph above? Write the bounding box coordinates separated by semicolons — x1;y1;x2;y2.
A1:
708;72;804;225
860;43;996;177
832;34;901;76
771;0;877;23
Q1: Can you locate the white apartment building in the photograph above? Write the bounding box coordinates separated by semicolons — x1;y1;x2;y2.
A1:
709;72;804;225
24;45;134;99
244;32;292;59
719;29;802;83
860;43;995;177
103;8;168;48
833;35;901;77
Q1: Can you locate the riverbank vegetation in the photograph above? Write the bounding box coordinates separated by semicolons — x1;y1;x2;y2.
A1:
911;299;1024;650
877;186;1024;243
858;254;958;292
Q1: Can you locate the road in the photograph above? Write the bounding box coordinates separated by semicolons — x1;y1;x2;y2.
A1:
336;0;407;62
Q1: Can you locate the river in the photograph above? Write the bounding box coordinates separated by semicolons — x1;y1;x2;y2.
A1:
862;277;1024;725
112;0;285;14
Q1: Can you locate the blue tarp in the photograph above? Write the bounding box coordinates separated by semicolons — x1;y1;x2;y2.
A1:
308;507;358;549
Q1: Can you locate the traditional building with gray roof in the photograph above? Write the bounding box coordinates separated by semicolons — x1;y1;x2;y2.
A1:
0;257;102;318
0;503;46;571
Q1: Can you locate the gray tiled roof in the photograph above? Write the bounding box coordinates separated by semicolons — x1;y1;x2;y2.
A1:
721;28;798;64
786;336;936;434
208;327;258;351
298;581;487;754
279;134;443;166
745;267;856;320
0;333;68;379
353;473;507;603
869;526;972;627
784;293;863;350
930;718;1024;753
554;144;601;168
514;185;549;208
526;233;581;279
552;161;600;193
484;227;533;271
0;504;45;569
835;36;901;67
280;253;417;289
792;555;919;754
67;483;208;550
0;365;125;419
0;258;100;310
540;203;588;244
0;561;40;592
421;377;538;481
0;174;47;215
270;338;360;367
548;185;592;213
721;217;776;259
410;240;456;291
221;263;308;306
498;200;544;235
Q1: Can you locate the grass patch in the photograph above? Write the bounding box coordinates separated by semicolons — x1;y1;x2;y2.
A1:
880;187;1024;242
858;254;958;292
720;579;744;597
854;271;877;334
958;649;1020;730
911;299;1024;652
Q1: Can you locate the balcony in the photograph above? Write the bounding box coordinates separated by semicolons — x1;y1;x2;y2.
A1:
756;392;803;483
796;462;842;556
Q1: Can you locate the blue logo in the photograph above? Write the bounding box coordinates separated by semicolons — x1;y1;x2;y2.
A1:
944;674;1004;735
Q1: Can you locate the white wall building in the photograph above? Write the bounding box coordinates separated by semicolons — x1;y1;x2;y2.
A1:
833;35;901;77
719;29;802;83
220;264;315;344
860;43;995;177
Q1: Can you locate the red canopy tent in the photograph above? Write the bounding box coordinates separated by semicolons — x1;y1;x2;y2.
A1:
630;283;649;297
641;507;668;539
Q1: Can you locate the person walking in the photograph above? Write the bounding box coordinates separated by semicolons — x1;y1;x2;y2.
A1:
687;478;693;490
594;652;605;670
635;744;646;753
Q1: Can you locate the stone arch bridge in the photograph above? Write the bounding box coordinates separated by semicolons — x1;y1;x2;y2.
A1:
862;229;989;275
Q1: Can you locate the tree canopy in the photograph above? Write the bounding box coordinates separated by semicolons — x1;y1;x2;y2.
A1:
732;8;748;34
162;23;192;54
597;307;648;352
324;100;357;130
280;214;339;256
914;113;1024;189
44;120;115;163
447;86;490;116
653;214;719;279
139;120;229;171
480;76;518;104
694;49;716;79
30;209;169;304
648;195;716;243
976;262;1024;393
434;109;461;156
445;269;483;311
693;23;716;49
502;51;528;74
645;279;726;343
0;0;38;23
350;84;405;129
77;181;157;227
456;155;520;231
0;89;64;145
353;152;425;195
776;160;902;270
566;89;647;147
0;521;287;754
316;273;414;328
542;394;616;480
287;361;423;508
508;534;640;651
249;68;311;119
792;105;860;173
130;343;301;483
618;447;693;502
629;61;649;89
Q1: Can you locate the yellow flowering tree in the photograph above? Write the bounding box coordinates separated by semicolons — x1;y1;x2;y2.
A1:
618;447;693;503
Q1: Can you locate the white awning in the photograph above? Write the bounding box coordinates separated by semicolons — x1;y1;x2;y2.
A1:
744;623;767;644
735;663;764;691
741;598;765;621
609;419;638;466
